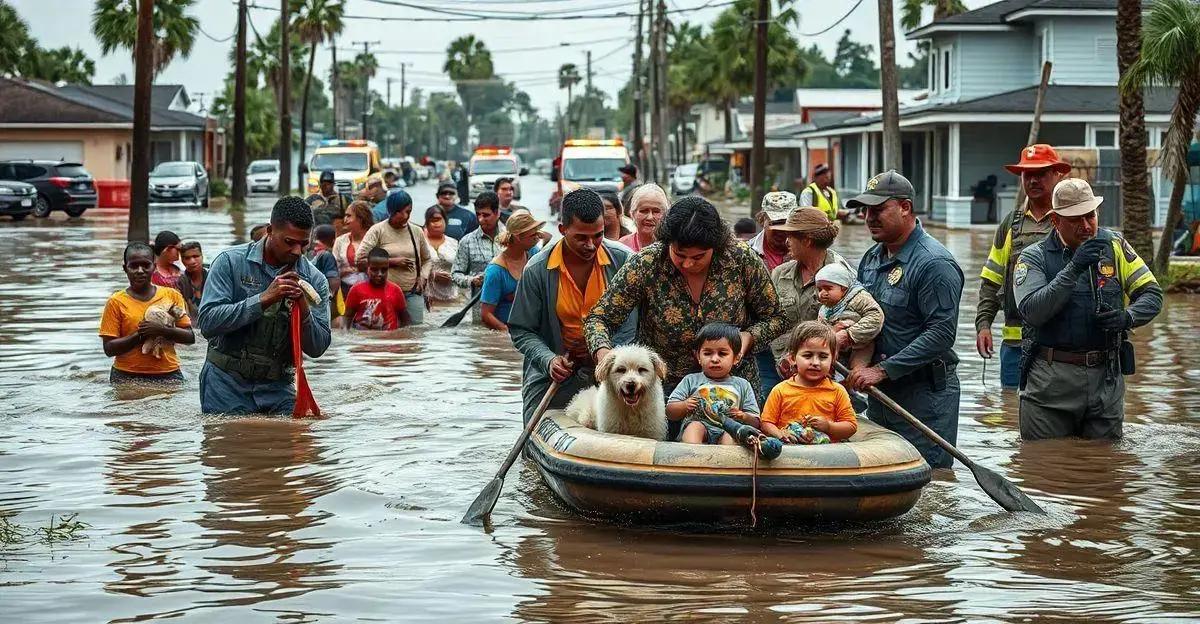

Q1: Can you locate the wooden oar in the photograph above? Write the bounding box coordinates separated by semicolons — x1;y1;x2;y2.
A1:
835;362;1044;514
461;380;560;525
441;290;482;328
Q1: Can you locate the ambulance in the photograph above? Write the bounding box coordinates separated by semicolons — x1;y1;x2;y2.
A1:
467;145;525;200
305;139;382;196
551;139;630;197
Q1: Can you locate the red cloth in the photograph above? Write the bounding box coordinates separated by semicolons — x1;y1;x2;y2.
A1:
291;305;320;419
344;281;408;330
151;268;181;289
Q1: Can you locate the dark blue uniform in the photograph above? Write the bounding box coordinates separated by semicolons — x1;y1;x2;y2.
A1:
858;220;964;468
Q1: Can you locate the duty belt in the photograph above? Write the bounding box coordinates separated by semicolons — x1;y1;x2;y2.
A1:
207;345;291;382
1036;346;1111;368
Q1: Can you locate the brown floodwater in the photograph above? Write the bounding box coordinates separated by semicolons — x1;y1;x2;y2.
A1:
1;179;1198;622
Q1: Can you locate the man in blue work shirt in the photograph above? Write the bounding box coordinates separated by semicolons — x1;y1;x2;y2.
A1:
197;196;332;414
845;170;965;469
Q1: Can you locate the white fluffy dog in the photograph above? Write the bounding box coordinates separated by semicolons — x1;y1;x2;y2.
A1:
566;345;668;441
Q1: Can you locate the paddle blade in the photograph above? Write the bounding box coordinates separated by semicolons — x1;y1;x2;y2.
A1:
461;476;504;525
441;309;467;328
969;463;1045;514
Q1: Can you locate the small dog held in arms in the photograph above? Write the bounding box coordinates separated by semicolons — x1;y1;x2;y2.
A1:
140;302;187;358
567;345;669;440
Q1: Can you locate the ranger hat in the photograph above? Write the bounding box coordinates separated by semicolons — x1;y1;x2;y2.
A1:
1005;144;1071;175
760;191;797;224
1051;178;1103;217
846;170;915;209
319;169;335;183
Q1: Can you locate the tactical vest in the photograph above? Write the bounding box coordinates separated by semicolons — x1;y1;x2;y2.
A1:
206;246;296;382
1026;234;1125;352
806;183;840;221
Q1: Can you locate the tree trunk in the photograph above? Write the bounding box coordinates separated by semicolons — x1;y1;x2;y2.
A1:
680;112;688;163
566;83;573;137
278;0;291;196
299;43;315;195
723;97;733;143
128;0;154;243
632;0;645;173
749;0;769;213
878;0;901;172
331;42;339;138
1154;77;1200;275
231;0;248;205
1117;0;1153;263
655;0;669;185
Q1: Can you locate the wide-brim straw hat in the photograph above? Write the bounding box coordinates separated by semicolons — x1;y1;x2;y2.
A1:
504;209;546;236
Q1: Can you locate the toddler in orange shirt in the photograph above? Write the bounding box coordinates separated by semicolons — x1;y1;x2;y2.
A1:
760;321;858;444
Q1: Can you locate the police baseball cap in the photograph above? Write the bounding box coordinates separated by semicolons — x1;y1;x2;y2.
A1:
846;170;915;209
437;181;457;195
319;169;335;183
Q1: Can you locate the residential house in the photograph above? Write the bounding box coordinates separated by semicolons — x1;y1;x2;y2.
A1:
790;0;1176;228
0;78;224;181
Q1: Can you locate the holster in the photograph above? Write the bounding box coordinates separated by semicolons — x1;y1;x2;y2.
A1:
1018;341;1036;391
1119;339;1136;375
930;359;947;392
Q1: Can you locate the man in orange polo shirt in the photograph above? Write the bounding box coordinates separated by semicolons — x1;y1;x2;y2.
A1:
508;189;639;422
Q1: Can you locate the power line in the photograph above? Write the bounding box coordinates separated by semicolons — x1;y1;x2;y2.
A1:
798;0;865;36
332;36;632;57
360;0;636;18
198;24;236;43
245;0;733;22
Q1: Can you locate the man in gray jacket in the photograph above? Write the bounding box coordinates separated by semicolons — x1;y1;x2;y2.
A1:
508;189;638;422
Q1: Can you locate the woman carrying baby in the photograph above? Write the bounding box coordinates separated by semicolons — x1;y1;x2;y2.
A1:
584;196;786;439
99;242;196;384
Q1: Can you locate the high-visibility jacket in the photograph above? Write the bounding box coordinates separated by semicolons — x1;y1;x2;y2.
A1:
978;205;1054;343
805;183;839;221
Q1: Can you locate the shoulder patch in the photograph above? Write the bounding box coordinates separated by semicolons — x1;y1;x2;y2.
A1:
1013;261;1029;286
1120;237;1138;262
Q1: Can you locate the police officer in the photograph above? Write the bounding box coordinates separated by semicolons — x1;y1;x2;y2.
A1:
845;170;965;469
1013;178;1162;439
197;196;332;414
305;169;347;227
799;163;847;221
976;145;1070;387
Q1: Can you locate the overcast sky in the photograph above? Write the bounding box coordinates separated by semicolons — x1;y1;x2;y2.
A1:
12;0;989;116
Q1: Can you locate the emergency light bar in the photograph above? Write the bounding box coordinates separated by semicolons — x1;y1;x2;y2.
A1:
319;139;376;147
473;145;513;155
564;139;624;147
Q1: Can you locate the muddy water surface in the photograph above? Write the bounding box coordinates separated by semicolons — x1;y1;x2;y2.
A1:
1;180;1198;622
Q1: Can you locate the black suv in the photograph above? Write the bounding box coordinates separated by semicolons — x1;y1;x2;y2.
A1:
0;160;97;218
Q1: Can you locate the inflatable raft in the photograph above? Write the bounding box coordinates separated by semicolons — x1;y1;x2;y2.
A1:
528;411;931;523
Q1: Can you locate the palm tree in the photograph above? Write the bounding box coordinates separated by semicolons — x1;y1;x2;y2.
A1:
558;63;582;136
0;3;32;75
899;0;966;31
19;47;95;84
293;0;344;192
353;51;377;138
444;35;495;131
1120;0;1200;276
1117;0;1153;263
92;0;198;77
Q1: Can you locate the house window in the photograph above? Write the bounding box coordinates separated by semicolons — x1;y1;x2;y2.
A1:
930;51;939;93
1091;126;1118;148
1095;36;1117;61
941;48;952;90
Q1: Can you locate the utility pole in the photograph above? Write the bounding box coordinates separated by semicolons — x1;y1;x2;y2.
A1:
386;76;393;108
647;0;660;185
231;0;248;205
353;40;379;141
400;63;407;157
278;0;291;196
878;0;901;172
749;0;769;213
129;0;154;242
584;50;593;136
632;0;645;174
655;0;669;186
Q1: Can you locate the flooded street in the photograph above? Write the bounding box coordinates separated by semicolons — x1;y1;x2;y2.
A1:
1;176;1198;622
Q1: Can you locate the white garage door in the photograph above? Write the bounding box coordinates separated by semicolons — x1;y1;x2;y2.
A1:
0;141;84;162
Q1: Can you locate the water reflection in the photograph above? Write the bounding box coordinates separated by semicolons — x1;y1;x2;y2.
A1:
194;418;342;604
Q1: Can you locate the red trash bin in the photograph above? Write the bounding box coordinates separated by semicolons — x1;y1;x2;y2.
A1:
96;179;131;209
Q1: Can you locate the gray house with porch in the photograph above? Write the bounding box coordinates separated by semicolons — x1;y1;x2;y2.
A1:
791;0;1175;228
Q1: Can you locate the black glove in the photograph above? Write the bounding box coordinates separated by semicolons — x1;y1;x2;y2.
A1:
1096;309;1133;331
1071;237;1109;269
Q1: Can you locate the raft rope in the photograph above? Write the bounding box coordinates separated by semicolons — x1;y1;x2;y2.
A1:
748;435;761;528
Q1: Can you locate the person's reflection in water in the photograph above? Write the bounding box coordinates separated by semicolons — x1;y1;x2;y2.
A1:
103;420;190;597
195;418;342;604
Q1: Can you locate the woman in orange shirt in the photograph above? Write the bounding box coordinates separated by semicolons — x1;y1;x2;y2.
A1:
100;242;196;383
760;321;858;444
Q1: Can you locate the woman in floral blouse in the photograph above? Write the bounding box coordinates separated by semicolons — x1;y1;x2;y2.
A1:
585;195;786;399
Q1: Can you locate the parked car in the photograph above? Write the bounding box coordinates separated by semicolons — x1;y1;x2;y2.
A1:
247;160;280;193
0;179;36;220
671;163;699;195
149;161;209;207
0;160;96;218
